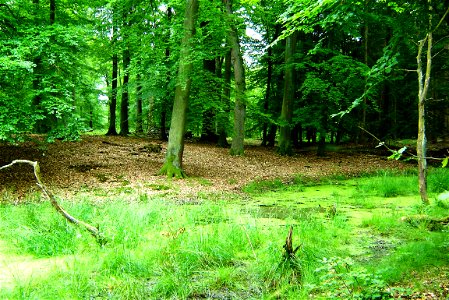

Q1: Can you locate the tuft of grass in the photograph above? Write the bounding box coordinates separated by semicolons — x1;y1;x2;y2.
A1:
355;172;416;197
243;178;285;194
0;203;84;257
428;167;449;193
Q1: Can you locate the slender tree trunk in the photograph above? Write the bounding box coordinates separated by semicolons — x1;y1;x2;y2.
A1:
200;57;218;142
120;8;131;136
200;20;219;142
49;0;55;24
106;52;119;136
217;49;232;147
278;32;297;156
120;47;130;136
416;1;433;205
106;8;118;136
160;8;173;141
361;18;368;142
135;60;143;134
159;0;199;178
262;41;273;146
32;0;45;133
225;0;246;156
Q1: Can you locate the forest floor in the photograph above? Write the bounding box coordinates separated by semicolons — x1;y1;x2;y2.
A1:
0;135;409;199
1;135;449;299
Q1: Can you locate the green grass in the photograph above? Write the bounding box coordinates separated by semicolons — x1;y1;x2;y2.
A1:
1;170;449;299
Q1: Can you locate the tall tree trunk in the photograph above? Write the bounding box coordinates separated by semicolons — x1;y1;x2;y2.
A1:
200;56;218;142
120;8;131;136
217;49;231;147
416;1;433;205
120;47;130;136
32;0;45;133
106;11;118;136
49;0;55;24
160;8;173;141
200;20;219;142
262;39;274;147
278;32;297;156
159;0;199;178
225;0;246;156
360;16;368;143
135;60;143;134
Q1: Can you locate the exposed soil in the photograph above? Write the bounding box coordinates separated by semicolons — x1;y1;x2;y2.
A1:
0;135;409;199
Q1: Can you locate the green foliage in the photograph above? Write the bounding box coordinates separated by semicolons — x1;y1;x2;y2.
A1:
311;257;390;299
296;52;369;135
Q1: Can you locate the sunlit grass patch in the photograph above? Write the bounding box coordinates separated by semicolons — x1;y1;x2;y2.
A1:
1;172;449;299
355;173;416;197
428;167;449;193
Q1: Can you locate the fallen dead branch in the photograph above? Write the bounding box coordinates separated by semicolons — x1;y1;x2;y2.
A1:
0;160;105;244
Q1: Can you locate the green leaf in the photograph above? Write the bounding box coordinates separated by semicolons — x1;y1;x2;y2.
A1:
442;157;448;168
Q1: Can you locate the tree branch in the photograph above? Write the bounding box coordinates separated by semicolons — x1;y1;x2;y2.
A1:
0;3;20;20
0;160;106;244
432;6;449;33
358;126;445;161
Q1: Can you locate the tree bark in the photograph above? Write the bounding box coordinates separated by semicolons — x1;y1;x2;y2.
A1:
217;49;232;147
106;8;118;136
416;3;432;205
200;20;219;142
278;32;297;156
160;8;173;141
32;0;45;133
120;8;131;136
225;0;246;156
262;38;274;147
159;0;199;178
200;56;218;142
135;59;143;134
49;0;55;25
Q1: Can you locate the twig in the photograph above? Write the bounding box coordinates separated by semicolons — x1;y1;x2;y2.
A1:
358;126;445;161
0;160;105;243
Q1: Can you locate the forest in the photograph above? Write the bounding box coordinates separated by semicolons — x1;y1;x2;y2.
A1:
1;0;448;152
1;0;449;299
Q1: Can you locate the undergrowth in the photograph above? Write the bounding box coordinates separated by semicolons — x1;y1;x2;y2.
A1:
1;169;449;299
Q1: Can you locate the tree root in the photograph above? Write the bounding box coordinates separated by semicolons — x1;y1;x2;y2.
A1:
0;160;106;244
158;155;186;178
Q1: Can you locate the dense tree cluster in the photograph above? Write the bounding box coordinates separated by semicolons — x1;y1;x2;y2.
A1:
1;1;448;157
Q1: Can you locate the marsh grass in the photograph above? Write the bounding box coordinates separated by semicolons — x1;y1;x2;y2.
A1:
1;170;449;299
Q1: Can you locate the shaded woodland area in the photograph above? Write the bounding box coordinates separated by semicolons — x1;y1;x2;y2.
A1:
2;2;449;298
1;0;448;145
1;1;449;199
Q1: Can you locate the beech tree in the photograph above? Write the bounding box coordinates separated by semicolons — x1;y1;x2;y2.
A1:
225;0;246;156
278;32;297;156
159;0;199;178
